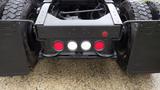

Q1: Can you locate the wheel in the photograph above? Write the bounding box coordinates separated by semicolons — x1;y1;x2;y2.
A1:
0;0;8;18
2;0;35;19
146;1;160;20
1;0;40;67
116;0;152;70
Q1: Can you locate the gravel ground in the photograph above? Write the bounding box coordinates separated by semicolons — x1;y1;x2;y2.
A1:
0;60;160;90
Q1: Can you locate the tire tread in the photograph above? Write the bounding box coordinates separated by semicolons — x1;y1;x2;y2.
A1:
2;0;31;20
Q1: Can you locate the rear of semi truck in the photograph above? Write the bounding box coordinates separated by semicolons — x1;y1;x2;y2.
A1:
0;0;160;76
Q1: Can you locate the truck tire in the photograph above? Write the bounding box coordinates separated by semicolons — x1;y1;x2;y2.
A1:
116;0;152;70
146;1;160;20
2;0;34;19
1;0;40;68
0;0;8;18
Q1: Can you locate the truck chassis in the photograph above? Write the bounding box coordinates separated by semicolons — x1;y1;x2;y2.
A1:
0;0;160;76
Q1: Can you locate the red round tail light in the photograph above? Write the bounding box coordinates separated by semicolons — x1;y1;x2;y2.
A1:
52;40;64;51
94;41;105;51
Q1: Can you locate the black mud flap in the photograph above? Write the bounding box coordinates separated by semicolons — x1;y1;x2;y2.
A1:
126;20;160;73
0;20;36;76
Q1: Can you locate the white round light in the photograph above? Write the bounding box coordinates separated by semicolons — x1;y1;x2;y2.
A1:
67;41;78;51
81;41;91;51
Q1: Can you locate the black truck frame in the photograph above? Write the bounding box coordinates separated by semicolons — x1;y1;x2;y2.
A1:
0;0;160;76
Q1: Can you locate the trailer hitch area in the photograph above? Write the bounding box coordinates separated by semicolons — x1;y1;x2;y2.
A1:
123;20;160;73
